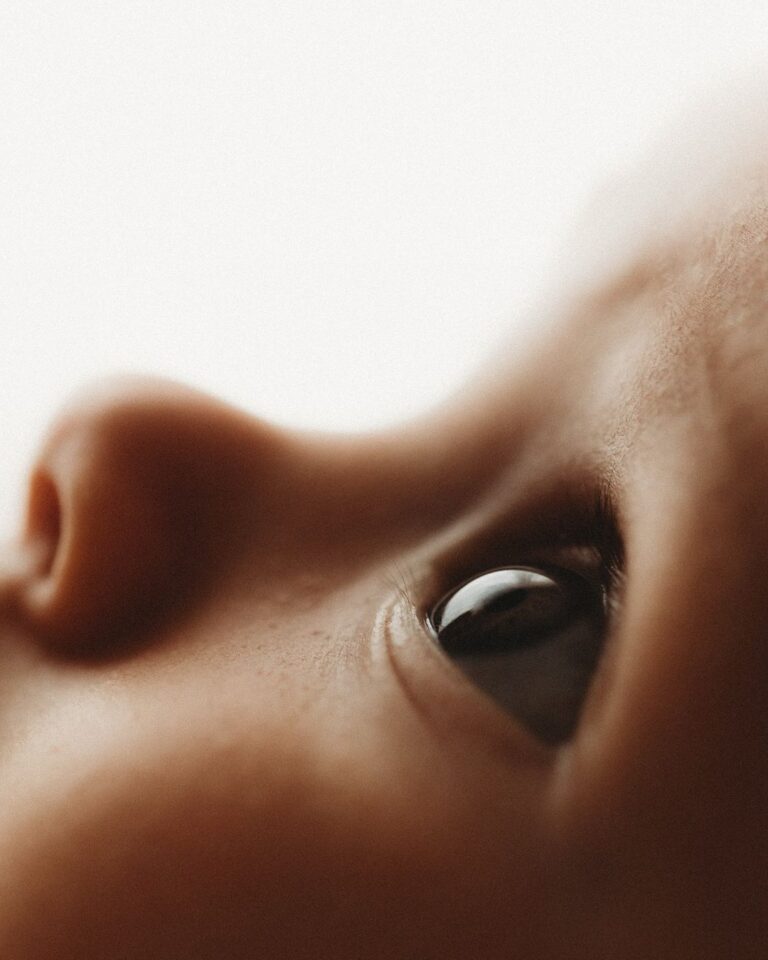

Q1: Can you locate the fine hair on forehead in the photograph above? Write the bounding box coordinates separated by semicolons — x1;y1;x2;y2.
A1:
557;68;768;291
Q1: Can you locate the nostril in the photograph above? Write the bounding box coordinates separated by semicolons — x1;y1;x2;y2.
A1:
11;376;287;654
25;469;63;579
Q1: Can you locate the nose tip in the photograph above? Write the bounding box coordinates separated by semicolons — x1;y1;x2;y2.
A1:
7;375;286;656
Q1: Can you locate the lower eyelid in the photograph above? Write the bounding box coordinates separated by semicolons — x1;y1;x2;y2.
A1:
376;591;555;766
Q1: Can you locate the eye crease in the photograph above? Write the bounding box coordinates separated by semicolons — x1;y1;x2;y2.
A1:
427;565;608;745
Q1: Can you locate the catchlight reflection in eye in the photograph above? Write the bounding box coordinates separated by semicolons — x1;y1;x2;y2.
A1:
428;566;606;745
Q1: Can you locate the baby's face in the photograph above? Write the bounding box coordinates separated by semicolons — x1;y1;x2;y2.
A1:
2;129;768;960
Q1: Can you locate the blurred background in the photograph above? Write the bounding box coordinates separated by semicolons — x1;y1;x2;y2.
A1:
2;0;768;535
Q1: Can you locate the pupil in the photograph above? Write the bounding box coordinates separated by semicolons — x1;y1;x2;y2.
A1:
430;567;593;656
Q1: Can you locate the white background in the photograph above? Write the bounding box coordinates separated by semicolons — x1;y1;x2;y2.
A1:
2;1;768;536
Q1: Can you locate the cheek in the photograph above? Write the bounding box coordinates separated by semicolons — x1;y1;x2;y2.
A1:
0;657;564;960
549;513;768;956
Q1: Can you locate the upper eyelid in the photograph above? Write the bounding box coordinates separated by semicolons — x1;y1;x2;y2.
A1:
386;476;625;619
421;540;616;620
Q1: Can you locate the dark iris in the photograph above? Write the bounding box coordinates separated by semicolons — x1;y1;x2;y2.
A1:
428;566;606;744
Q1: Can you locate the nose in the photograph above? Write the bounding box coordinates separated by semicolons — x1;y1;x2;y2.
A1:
0;374;511;659
1;376;293;655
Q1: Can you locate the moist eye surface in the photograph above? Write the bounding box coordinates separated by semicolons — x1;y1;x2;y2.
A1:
428;566;606;745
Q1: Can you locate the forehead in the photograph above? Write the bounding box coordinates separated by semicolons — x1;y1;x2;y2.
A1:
587;175;768;406
470;98;768;532
566;82;768;287
544;100;768;464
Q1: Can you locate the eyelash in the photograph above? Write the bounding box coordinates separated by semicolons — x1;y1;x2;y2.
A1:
417;489;626;639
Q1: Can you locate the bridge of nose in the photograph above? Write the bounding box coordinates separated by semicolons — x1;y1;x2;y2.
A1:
0;375;512;658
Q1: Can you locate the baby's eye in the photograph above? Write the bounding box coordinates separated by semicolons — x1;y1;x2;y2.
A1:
428;566;607;745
